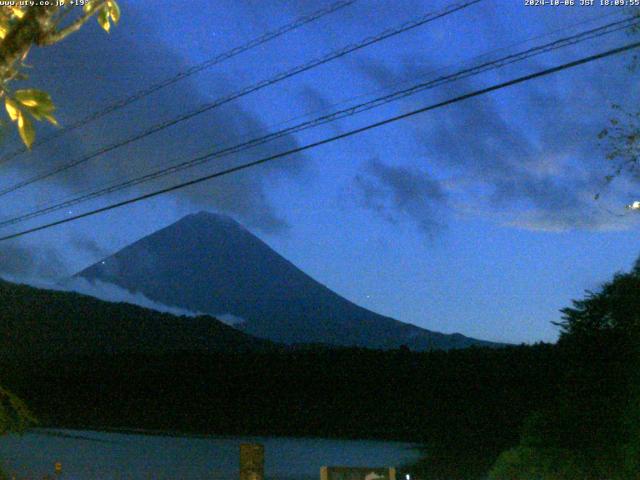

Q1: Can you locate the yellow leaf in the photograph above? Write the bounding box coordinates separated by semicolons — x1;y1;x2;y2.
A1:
17;112;35;149
107;0;120;23
5;98;20;122
83;1;98;13
97;8;110;33
0;25;7;40
11;7;25;19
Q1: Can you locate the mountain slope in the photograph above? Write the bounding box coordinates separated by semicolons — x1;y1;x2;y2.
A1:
0;278;273;359
77;212;500;350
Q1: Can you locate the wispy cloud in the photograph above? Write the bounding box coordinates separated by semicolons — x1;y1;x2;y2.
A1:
354;53;640;232
0;242;67;279
354;158;448;235
2;275;243;326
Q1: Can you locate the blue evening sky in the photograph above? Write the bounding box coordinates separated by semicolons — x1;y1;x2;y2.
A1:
1;0;640;343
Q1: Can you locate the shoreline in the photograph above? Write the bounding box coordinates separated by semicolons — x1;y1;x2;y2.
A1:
29;426;425;451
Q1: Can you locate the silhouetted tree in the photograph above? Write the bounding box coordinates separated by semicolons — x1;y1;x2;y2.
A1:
491;257;640;479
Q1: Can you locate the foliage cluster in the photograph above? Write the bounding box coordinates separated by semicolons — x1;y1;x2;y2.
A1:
0;2;119;148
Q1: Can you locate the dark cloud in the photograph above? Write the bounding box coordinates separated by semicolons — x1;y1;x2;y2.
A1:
70;237;110;259
1;1;309;235
355;53;637;231
354;158;448;235
0;243;67;280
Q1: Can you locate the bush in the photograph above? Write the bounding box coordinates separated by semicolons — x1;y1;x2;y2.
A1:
489;446;588;480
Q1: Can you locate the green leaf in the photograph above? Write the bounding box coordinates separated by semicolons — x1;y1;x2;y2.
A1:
28;110;43;121
43;113;59;127
15;89;54;112
97;7;110;33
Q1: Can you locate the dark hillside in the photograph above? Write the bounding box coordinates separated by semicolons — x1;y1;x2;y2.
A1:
0;279;273;358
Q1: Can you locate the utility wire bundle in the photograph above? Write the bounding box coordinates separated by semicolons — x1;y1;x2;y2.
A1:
0;0;636;241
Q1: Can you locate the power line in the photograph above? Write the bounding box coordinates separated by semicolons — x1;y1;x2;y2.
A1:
0;14;635;229
0;0;482;198
1;39;637;242
0;0;358;164
35;8;626;203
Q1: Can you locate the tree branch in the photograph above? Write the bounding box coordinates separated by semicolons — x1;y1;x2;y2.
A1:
39;3;106;46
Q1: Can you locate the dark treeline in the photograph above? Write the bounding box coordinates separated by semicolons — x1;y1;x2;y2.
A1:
487;259;640;480
2;343;558;474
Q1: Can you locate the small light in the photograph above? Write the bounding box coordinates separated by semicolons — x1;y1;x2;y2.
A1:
626;201;640;210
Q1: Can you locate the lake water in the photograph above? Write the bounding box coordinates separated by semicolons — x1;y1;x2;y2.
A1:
0;429;422;480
